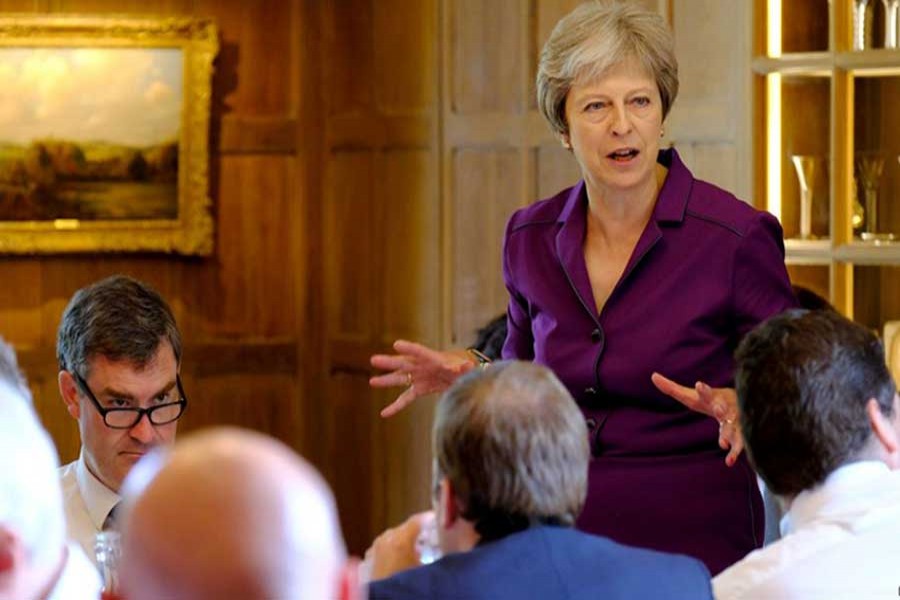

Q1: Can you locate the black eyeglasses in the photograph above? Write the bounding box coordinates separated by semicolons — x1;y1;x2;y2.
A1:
73;371;188;429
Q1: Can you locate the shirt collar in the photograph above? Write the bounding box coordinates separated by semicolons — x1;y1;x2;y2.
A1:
74;450;121;531
780;461;891;536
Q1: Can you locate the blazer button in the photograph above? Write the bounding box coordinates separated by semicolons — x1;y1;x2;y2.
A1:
591;328;603;343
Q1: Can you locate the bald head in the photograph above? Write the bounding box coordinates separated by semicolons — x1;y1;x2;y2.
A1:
119;428;346;600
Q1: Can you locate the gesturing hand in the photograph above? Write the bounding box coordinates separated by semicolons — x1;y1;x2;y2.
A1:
370;340;475;417
650;372;744;467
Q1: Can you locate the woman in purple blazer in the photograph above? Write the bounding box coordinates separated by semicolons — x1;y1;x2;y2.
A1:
371;1;796;575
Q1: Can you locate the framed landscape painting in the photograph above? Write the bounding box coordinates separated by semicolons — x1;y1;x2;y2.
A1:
0;16;217;254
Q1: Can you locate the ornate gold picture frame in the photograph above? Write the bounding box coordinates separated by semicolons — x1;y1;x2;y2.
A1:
0;16;217;255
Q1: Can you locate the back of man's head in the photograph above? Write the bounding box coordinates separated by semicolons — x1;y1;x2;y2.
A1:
119;427;348;600
433;361;589;541
736;309;898;498
56;274;182;377
0;339;65;599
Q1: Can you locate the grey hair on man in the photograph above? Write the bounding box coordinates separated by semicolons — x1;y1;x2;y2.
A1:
0;337;100;599
433;360;589;541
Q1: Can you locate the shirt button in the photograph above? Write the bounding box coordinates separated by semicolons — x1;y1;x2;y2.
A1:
591;328;603;343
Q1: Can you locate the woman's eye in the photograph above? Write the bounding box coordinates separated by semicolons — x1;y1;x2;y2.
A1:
631;96;651;107
585;101;606;111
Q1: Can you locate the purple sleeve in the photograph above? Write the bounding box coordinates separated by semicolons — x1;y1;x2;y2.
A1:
732;211;799;337
501;218;535;361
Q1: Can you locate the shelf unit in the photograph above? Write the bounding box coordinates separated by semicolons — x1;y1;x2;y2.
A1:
754;0;900;334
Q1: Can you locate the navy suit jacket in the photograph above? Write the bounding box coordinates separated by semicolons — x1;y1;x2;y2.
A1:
368;525;713;600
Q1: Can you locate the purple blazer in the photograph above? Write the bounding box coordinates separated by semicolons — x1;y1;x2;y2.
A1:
501;148;797;575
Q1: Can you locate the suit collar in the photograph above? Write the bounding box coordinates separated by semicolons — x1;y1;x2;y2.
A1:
553;148;692;321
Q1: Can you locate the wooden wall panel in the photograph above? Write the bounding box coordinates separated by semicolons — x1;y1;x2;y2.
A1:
379;150;440;342
451;0;524;114
324;372;384;554
531;0;584;107
0;262;43;346
181;372;298;440
325;151;376;340
452;148;523;344
669;0;753;200
194;0;292;115
319;0;439;555
323;0;373;116
205;155;297;338
374;0;437;112
536;143;581;199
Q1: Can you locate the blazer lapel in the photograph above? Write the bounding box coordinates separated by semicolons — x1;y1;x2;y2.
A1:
555;182;601;325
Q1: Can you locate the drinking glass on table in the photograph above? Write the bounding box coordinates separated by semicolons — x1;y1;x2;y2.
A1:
415;512;442;565
94;531;122;597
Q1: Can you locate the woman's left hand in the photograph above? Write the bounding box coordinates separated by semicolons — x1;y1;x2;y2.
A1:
650;372;743;467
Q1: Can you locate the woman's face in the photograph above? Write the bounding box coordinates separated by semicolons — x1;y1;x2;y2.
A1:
563;59;664;197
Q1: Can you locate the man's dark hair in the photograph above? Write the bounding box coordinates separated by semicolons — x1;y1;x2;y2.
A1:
433;361;588;542
0;337;31;403
735;309;896;498
791;284;834;312
472;314;508;361
56;275;182;378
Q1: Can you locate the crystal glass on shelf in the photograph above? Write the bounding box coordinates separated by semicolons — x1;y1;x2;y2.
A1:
852;176;866;234
885;0;900;48
854;0;872;50
791;155;820;240
856;153;888;241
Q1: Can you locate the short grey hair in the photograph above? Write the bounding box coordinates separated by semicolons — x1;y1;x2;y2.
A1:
0;337;31;403
56;275;182;378
0;341;65;574
536;0;679;136
433;361;589;541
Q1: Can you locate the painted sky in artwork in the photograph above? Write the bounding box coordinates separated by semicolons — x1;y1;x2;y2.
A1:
0;47;182;147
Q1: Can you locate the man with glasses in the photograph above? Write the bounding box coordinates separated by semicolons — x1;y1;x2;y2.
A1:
56;275;187;564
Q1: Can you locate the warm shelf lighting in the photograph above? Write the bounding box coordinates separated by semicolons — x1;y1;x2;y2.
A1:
766;73;782;221
767;0;782;57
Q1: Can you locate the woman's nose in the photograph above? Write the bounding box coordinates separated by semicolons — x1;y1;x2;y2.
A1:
610;104;632;136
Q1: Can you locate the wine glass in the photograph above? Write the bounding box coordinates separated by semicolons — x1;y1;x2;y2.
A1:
791;155;819;240
856;153;885;237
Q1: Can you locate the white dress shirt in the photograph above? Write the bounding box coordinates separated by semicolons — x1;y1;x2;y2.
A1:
713;461;900;599
59;450;121;565
46;542;102;600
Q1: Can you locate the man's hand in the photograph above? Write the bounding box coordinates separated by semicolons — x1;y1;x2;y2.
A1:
364;511;433;581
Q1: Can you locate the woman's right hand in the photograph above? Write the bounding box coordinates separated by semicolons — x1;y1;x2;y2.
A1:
369;340;476;417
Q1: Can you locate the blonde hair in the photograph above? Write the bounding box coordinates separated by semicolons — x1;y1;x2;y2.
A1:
537;0;679;136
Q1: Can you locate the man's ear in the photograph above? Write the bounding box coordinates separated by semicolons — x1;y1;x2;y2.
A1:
437;477;460;530
337;557;361;600
58;370;81;420
867;397;900;469
0;526;22;578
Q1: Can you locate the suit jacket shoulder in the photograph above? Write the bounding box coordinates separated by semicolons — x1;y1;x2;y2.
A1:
369;526;712;600
683;178;770;238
